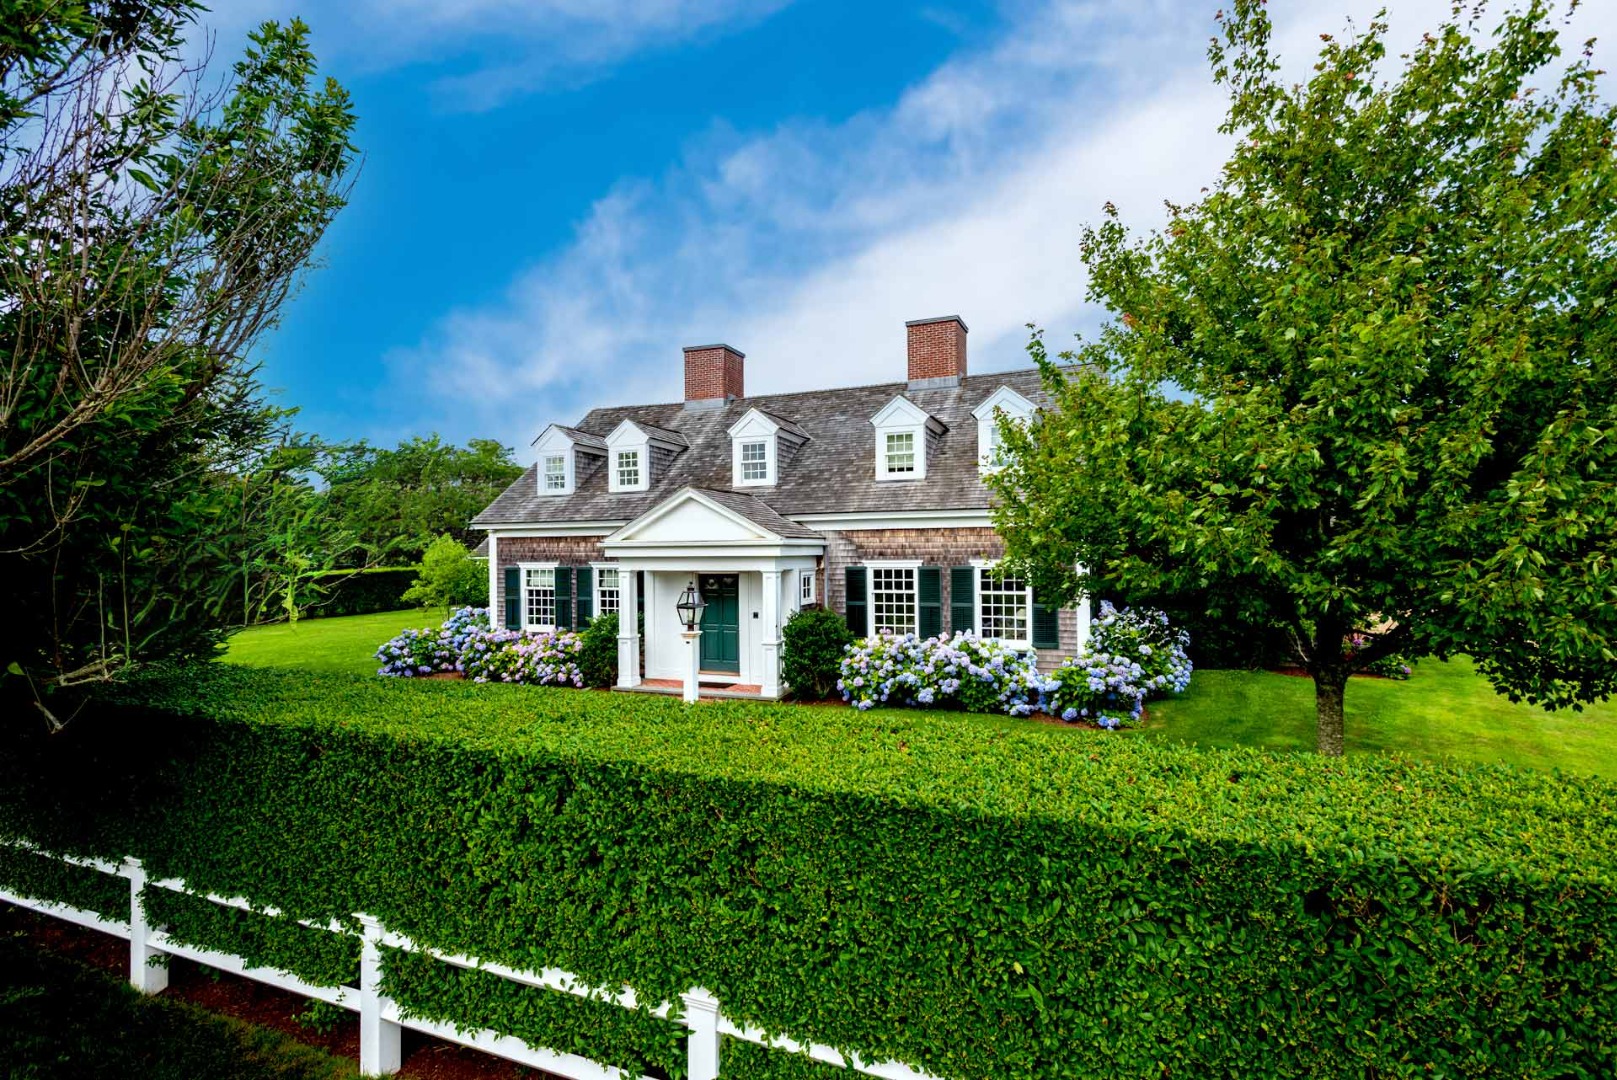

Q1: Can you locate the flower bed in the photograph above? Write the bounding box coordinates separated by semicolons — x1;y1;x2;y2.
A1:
377;607;584;687
838;602;1193;727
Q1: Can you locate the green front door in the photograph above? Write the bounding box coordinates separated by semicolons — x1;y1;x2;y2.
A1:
698;574;741;674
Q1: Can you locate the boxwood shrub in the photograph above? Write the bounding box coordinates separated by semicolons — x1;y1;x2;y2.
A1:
0;666;1612;1079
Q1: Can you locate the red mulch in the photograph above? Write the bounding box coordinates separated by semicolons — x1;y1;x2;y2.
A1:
4;906;556;1080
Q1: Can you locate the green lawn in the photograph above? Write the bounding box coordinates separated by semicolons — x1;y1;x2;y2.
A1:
222;610;1616;776
0;917;348;1080
1143;656;1617;776
222;608;439;676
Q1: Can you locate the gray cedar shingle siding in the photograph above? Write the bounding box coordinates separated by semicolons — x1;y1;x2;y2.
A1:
472;368;1054;526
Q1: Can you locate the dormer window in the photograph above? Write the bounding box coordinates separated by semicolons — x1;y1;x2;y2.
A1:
740;440;769;482
542;454;568;492
605;419;685;493
615;449;642;489
531;424;604;497
727;408;805;489
870;395;943;482
884;431;916;475
972;385;1036;474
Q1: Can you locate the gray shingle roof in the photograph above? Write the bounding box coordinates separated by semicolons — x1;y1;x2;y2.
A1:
472;367;1056;527
687;488;824;540
536;425;607;450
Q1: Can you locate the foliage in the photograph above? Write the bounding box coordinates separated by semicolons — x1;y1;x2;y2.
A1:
578;612;620;689
317;436;521;564
224;609;438;677
307;568;420;620
1;665;1613;1079
780;607;854;700
1347;633;1415;681
1044;654;1148;730
1089;602;1193;697
989;0;1617;755
0;918;351;1080
0;6;357;705
838;632;1051;715
374;606;487;677
400;535;486;617
376;607;588;687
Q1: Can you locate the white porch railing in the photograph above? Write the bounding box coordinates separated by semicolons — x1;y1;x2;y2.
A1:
0;840;941;1080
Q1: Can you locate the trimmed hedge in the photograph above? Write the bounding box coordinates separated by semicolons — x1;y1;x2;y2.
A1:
1;666;1613;1078
303;567;418;619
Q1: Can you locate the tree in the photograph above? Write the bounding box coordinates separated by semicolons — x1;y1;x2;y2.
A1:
401;534;487;617
0;4;356;714
318;436;522;564
990;0;1617;754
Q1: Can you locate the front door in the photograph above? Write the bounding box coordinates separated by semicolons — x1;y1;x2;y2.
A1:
698;574;741;674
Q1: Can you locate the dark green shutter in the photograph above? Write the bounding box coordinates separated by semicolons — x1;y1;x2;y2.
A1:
503;566;521;630
844;566;867;636
918;567;943;639
555;568;574;630
575;567;593;625
950;566;976;634
1032;593;1060;650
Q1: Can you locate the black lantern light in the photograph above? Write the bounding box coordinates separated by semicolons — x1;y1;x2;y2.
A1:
676;580;706;631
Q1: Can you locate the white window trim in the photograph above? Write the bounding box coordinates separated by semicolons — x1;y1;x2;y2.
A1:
973;386;1036;475
800;568;815;605
866;560;922;636
735;437;775;486
972;558;1034;650
878;428;923;481
519;562;559;632
612;447;646;492
591;562;622;619
870;396;934;482
540;452;572;495
605;420;655;493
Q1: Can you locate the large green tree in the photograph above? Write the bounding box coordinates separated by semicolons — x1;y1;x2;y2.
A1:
0;2;356;716
992;0;1617;754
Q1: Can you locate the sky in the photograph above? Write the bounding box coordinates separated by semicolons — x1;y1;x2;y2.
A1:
192;0;1617;453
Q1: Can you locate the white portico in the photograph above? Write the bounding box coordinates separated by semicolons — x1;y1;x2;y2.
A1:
604;487;823;699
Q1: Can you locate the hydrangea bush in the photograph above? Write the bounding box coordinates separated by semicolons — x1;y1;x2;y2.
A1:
377;606;583;687
839;602;1193;728
838;632;1053;715
1346;632;1416;680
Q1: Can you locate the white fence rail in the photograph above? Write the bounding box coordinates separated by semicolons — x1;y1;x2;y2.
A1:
0;840;940;1080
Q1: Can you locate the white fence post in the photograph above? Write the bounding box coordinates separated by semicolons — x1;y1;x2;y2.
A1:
682;987;721;1080
123;857;168;994
357;914;403;1076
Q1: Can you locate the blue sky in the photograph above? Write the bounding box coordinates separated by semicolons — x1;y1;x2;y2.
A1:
196;0;1614;452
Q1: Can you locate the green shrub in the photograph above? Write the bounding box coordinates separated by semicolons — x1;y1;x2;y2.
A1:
0;666;1612;1080
303;567;419;620
780;606;852;700
578;612;619;689
400;535;487;616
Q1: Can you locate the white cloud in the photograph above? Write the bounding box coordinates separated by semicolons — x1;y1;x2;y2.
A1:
384;0;1617;449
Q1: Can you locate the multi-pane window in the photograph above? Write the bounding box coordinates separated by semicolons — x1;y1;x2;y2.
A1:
985;424;1005;467
740;440;769;482
616;449;641;489
800;570;814;605
542;454;567;491
979;568;1031;646
524;567;556;629
884;431;916;475
596;568;620;617
870;566;917;635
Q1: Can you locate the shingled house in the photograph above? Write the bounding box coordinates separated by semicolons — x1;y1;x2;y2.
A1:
470;315;1089;699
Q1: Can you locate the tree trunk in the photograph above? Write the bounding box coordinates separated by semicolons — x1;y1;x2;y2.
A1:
1314;669;1348;757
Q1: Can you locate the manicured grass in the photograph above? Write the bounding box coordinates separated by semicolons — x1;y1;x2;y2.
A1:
223;608;440;677
0;922;348;1080
1144;656;1617;776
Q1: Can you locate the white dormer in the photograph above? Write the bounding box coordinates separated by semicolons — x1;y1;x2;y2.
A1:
726;408;807;488
870;395;944;482
971;386;1036;474
605;420;687;493
531;424;606;497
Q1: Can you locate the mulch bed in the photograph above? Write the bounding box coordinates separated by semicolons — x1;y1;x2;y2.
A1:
3;906;557;1080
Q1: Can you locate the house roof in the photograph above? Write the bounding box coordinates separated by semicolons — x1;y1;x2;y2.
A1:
472;366;1057;527
685;487;825;539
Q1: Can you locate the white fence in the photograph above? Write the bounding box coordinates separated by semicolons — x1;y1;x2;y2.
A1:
0;840;940;1080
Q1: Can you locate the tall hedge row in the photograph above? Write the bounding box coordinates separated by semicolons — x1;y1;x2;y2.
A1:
0;666;1613;1079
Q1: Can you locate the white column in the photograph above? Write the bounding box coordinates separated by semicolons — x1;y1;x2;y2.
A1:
124;858;168;994
1074;562;1091;648
357;914;403;1075
680;629;702;703
760;569;783;698
486;533;499;622
681;987;721;1080
617;568;642;688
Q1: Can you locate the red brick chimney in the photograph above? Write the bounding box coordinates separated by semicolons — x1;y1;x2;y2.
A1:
906;315;968;386
683;344;745;406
